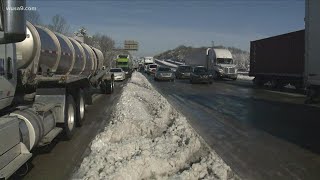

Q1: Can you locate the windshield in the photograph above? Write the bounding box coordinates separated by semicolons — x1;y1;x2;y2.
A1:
118;55;128;58
149;65;157;68
194;67;207;73
158;67;171;71
110;68;122;72
178;66;192;72
117;62;128;65
217;58;233;64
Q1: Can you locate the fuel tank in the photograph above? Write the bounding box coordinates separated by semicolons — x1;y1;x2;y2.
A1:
15;21;104;83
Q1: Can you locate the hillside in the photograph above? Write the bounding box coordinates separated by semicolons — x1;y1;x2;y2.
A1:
155;45;250;70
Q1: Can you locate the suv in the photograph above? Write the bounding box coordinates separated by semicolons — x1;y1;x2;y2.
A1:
175;65;192;79
190;66;213;84
147;64;158;75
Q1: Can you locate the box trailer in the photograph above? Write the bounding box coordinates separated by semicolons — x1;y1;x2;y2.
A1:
249;30;305;88
184;48;238;80
305;0;320;103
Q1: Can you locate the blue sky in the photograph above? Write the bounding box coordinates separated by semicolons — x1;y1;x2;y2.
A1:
28;0;305;56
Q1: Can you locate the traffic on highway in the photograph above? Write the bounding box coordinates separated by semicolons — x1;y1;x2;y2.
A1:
0;0;319;180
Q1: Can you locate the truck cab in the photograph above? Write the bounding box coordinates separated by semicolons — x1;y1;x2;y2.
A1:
211;49;238;80
143;56;154;72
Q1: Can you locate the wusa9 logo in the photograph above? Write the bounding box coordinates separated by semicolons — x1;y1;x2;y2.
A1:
6;6;37;11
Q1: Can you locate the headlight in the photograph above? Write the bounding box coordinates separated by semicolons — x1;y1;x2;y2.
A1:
218;68;224;73
209;74;213;77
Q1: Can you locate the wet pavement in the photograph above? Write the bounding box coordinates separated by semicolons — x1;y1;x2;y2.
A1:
145;74;320;180
13;80;127;180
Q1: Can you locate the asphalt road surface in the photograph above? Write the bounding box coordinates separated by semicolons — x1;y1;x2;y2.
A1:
11;80;127;180
145;74;320;180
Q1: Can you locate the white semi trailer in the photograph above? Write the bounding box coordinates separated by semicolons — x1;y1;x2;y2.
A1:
143;56;154;72
0;1;114;178
184;48;238;80
305;0;320;103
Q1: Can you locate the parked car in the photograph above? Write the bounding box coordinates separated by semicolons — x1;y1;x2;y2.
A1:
147;64;158;75
110;68;126;81
190;66;213;84
154;67;175;81
175;65;192;79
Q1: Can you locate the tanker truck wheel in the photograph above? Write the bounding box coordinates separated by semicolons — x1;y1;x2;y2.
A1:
64;95;76;140
104;79;114;94
76;89;85;127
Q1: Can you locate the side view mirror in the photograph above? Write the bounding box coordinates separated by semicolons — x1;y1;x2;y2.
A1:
0;0;26;44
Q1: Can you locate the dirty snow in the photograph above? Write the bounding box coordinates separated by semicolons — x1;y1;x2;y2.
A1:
73;72;238;180
237;74;254;81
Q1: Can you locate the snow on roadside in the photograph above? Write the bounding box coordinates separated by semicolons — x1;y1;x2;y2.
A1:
237;74;254;81
73;72;239;180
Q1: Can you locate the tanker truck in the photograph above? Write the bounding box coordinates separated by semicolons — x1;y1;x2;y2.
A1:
0;0;114;178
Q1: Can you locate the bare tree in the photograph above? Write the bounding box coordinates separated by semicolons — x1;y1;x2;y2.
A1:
79;28;116;67
85;33;114;51
47;14;70;35
26;11;41;25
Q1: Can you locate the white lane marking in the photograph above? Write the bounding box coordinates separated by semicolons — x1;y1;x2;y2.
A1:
171;94;186;104
263;90;305;98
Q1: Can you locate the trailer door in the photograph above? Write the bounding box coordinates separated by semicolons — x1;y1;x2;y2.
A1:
305;0;320;85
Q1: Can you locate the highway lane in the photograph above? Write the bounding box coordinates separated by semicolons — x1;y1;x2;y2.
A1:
145;74;320;180
13;80;128;180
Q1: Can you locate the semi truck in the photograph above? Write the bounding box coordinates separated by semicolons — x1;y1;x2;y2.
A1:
143;56;154;72
249;30;305;88
184;48;238;80
0;1;114;178
249;0;319;103
305;0;320;103
115;54;132;75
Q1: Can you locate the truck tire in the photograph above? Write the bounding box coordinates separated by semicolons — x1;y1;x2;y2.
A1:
305;86;318;104
271;79;283;89
76;89;85;127
253;77;264;87
64;95;76;140
105;79;114;94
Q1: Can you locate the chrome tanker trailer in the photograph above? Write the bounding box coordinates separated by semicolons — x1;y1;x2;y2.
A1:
0;1;114;178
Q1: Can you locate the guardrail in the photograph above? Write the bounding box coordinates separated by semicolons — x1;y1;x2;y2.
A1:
164;59;185;66
155;59;178;68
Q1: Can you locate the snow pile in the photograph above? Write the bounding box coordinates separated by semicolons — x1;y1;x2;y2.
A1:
237;74;254;81
73;72;238;180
